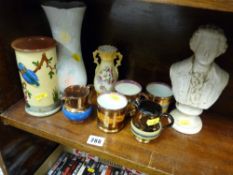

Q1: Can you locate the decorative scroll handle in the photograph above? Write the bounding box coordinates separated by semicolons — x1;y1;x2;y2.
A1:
114;52;123;68
93;50;100;66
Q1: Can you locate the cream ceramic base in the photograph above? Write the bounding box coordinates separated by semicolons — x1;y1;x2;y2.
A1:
170;109;202;134
25;105;61;117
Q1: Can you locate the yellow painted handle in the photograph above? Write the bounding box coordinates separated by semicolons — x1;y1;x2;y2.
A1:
93;50;100;65
114;52;123;68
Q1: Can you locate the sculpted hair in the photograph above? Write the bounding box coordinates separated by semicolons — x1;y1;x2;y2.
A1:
190;25;228;56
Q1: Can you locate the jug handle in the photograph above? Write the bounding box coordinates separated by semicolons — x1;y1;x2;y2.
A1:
114;52;123;68
93;50;100;66
132;92;149;108
86;84;96;105
161;113;174;128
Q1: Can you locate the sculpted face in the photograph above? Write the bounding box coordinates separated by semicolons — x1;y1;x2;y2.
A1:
190;29;227;66
170;25;229;113
194;33;219;65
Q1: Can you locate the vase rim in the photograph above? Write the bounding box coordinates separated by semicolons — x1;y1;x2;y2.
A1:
11;36;56;53
98;45;117;52
42;1;86;9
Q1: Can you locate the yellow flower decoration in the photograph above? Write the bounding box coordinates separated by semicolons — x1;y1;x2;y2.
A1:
35;93;48;101
59;31;71;44
72;53;81;61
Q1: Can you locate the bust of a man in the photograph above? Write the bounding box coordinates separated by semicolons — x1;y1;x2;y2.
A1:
170;25;229;134
171;25;229;110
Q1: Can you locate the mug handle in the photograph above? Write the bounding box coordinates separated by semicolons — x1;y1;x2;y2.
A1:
133;92;149;107
160;113;174;128
129;93;149;116
130;92;148;108
87;84;96;105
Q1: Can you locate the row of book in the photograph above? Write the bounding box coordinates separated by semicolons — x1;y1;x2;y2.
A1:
47;150;146;175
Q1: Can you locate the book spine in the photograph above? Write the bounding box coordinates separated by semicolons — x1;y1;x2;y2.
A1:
93;162;102;175
52;153;70;175
62;154;76;175
86;160;100;175
76;158;91;175
110;167;125;175
47;152;66;175
72;157;85;175
105;165;112;175
67;156;82;175
76;163;86;175
97;164;107;175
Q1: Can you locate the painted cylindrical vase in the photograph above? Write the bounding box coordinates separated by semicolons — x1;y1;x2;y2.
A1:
11;36;61;117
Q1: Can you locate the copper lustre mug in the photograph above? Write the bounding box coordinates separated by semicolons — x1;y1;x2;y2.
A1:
114;80;142;117
62;85;94;121
146;82;173;113
63;85;94;112
131;99;174;143
97;92;128;133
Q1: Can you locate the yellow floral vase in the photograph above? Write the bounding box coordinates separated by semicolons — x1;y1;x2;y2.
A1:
93;45;123;94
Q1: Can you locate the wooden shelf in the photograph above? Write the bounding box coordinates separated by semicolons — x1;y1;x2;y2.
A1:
144;0;233;13
1;99;233;174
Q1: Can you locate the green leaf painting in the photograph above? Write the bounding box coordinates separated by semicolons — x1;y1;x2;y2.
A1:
27;91;32;99
52;89;59;103
32;54;56;79
32;61;39;66
48;57;53;63
48;71;55;79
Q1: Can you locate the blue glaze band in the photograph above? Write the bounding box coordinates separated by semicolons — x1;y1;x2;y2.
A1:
62;106;92;121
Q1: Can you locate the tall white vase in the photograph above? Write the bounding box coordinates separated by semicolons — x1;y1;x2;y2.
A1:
42;1;87;94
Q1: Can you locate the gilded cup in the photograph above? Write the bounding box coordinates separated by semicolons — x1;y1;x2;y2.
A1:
97;92;128;133
62;85;94;121
146;82;173;113
131;99;174;143
114;80;142;117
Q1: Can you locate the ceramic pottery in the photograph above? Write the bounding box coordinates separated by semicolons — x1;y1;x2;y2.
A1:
62;85;93;122
97;92;128;133
146;82;173;113
170;25;229;134
93;45;123;94
11;36;61;117
62;106;92;122
114;79;142;117
131;99;174;143
42;1;87;94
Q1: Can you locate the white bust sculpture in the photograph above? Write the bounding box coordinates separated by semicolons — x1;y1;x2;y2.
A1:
170;25;229;134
